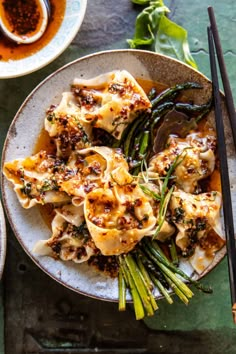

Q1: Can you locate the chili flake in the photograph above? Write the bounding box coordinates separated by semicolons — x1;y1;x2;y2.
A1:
3;0;41;36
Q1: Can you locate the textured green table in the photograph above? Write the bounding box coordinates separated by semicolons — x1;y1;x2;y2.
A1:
1;0;236;353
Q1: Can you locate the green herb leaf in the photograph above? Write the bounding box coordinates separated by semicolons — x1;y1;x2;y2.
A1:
21;181;32;197
127;2;169;48
131;0;151;5
154;15;197;68
139;184;161;200
128;1;198;69
153;185;174;238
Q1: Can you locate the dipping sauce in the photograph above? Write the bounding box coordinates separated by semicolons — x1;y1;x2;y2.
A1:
1;0;42;37
0;0;66;61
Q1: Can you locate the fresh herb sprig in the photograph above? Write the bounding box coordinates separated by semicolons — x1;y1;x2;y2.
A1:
127;0;197;69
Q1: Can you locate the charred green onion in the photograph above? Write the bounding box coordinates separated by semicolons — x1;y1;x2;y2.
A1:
149;240;213;293
169;238;179;266
175;100;212;114
119;256;145;320
151;82;202;108
151;101;175;119
154;186;174;239
118;270;126;311
139;184;161;201
124;254;154;316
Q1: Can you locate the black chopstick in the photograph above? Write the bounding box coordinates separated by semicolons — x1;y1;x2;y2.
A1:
208;6;236;150
207;25;236;324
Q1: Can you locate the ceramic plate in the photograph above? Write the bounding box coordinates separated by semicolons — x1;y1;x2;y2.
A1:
2;50;233;301
0;0;87;79
0;201;6;279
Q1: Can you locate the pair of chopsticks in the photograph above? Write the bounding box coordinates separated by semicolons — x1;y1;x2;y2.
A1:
208;6;236;323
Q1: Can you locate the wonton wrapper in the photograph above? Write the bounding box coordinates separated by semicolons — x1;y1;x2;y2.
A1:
72;70;151;140
34;204;96;263
45;92;92;157
3;151;70;208
84;183;157;255
170;188;225;274
60;146;129;206
149;132;216;193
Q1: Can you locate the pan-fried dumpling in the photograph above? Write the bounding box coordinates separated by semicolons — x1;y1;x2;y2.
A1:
170;188;225;273
71;70;151;140
188;238;225;275
45;92;92;157
75;146;129;183
3;151;70;208
33;204;97;263
84;183;157;255
59;146;129;205
149;132;216;193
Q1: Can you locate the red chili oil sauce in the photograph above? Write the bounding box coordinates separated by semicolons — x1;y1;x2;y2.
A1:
0;0;66;61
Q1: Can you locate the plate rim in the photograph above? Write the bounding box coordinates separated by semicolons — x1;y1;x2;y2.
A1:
0;201;6;280
1;49;228;300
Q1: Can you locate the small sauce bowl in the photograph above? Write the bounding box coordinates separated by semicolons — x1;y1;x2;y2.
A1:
0;0;50;44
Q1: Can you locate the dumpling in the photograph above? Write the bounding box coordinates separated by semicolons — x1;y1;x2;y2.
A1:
33;204;97;263
3;151;70;208
84;182;157;255
45;92;92;157
170;188;225;273
71;70;151;140
149;132;216;193
59;146;129;206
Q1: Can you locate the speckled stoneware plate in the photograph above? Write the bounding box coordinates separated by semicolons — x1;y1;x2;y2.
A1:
2;49;235;301
0;201;6;279
0;0;87;79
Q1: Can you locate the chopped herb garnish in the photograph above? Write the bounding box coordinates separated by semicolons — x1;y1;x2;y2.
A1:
21;182;32;197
